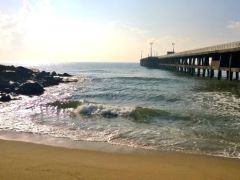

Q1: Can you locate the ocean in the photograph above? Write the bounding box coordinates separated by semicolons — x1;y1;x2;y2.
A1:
0;62;240;158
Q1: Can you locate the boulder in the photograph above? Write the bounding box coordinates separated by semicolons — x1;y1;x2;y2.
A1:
38;76;60;87
0;80;11;90
58;73;72;77
51;71;57;76
63;73;72;77
0;69;33;82
0;80;20;93
0;65;6;72
0;93;12;102
17;81;44;95
0;71;17;81
36;71;50;78
0;65;16;72
9;81;20;91
16;66;33;75
16;66;34;80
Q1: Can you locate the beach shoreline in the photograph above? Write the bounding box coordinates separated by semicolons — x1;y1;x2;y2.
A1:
0;138;240;180
0;130;144;154
1;130;239;159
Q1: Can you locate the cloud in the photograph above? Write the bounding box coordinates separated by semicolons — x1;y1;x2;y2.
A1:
0;12;22;51
0;0;35;52
227;21;240;31
0;0;55;60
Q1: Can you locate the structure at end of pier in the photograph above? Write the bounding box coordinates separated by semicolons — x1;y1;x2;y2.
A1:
140;41;240;80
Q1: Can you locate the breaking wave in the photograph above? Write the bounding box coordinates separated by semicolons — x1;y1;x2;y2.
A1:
48;100;179;122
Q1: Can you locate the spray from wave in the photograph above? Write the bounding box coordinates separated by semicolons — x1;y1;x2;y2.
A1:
48;100;176;122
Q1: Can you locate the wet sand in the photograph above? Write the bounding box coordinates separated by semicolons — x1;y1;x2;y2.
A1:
0;139;240;180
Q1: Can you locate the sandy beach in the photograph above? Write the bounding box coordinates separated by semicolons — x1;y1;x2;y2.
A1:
0;139;239;180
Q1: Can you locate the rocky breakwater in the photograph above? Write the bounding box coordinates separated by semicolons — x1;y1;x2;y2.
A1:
0;64;77;102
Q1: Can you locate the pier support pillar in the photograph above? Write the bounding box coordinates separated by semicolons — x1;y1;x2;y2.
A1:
206;57;210;77
197;69;201;76
202;57;207;77
188;58;192;75
191;68;195;76
188;58;191;74
180;59;183;72
202;69;206;77
197;58;201;76
230;71;233;81
228;55;232;81
187;58;191;73
227;71;230;79
210;69;214;78
236;72;239;80
191;58;195;75
217;70;222;80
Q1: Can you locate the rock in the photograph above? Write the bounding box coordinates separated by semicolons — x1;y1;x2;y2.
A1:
16;66;33;75
0;80;11;91
58;73;72;77
0;80;20;93
0;65;6;72
0;71;17;81
0;68;33;82
40;76;60;87
63;73;72;77
0;64;77;100
9;81;20;91
16;67;34;80
17;81;44;95
0;65;16;72
36;70;61;87
0;93;12;102
37;71;50;78
51;71;57;76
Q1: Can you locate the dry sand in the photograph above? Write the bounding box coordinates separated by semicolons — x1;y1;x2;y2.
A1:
0;139;240;180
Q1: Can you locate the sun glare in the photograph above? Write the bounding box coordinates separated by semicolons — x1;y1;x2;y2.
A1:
0;0;147;63
24;14;113;60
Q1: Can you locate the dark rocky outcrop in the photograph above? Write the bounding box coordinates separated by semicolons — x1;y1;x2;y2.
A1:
58;73;72;77
51;71;57;76
36;75;60;87
0;64;77;101
16;81;44;95
0;93;12;102
0;80;11;90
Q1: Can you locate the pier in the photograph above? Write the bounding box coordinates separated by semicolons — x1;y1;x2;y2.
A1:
140;41;240;80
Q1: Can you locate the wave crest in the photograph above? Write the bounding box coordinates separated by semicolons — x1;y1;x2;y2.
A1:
75;103;131;118
129;107;170;123
49;100;175;122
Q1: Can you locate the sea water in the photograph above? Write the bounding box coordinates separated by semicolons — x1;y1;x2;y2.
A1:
0;63;240;158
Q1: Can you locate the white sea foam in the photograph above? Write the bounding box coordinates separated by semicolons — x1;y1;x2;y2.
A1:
73;102;133;118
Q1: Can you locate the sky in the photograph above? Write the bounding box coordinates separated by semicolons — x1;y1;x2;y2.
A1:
0;0;240;64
